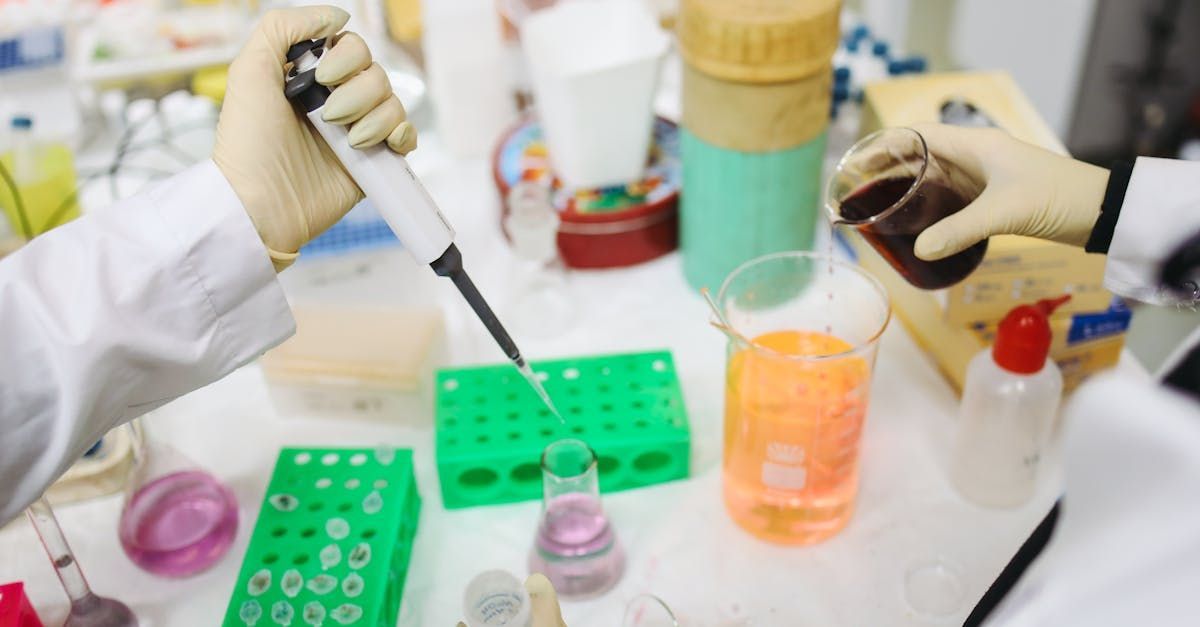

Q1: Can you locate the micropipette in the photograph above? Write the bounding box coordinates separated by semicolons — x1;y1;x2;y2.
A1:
283;38;560;421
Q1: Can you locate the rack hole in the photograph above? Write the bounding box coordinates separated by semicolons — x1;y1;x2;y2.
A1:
337;502;353;512
598;456;619;474
349;453;367;466
271;527;287;538
567;387;581;397
603;423;616;431
321;453;339;466
568;406;582;416
476;435;490;444
263;554;279;565
447;438;459;446
507;432;521;441
374;479;389;489
600;403;614;412
474;396;487;404
505;393;518;402
632;400;645;409
345;478;361;489
651;359;668;372
635;420;649;429
600;366;612;376
293;452;312;465
293;554;309;565
506;411;520;421
443;378;459;391
459;467;499;488
536;371;549;382
562;367;580;380
315;478;332;489
511;463;540;483
307;502;324;512
598;384;612;393
634;451;671;473
539;428;553;437
474;415;488;424
300;528;316;538
570;426;585;435
362;529;377;539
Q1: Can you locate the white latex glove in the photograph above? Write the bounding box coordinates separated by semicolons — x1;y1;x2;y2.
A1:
214;6;417;271
455;574;567;627
911;123;1110;261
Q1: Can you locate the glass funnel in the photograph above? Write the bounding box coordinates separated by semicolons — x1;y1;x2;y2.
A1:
117;420;238;578
528;439;625;599
27;498;138;626
714;252;890;544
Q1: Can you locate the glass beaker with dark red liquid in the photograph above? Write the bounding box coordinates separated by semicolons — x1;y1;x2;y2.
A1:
826;127;987;290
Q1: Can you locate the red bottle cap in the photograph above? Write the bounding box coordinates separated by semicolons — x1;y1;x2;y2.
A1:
992;295;1071;374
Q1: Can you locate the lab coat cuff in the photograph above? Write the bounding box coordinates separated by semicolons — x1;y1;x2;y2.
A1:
1104;157;1200;305
146;160;295;364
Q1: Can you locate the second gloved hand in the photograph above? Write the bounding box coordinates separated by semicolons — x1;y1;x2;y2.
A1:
214;5;417;271
911;123;1110;261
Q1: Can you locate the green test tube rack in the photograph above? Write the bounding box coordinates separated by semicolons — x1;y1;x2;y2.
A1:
222;447;420;626
435;350;691;509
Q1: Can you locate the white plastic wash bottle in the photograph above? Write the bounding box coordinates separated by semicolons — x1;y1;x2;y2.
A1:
951;296;1069;508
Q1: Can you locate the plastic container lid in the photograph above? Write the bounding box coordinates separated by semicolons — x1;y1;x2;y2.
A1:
677;0;840;83
261;306;443;390
992;296;1070;374
462;570;531;627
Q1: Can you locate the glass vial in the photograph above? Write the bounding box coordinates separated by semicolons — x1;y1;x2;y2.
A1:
528;439;624;599
504;182;574;338
462;570;532;627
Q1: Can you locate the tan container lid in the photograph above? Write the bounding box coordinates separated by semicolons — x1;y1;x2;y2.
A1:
678;0;841;83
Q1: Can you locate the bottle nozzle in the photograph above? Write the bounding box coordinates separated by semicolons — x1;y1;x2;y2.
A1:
1035;294;1072;317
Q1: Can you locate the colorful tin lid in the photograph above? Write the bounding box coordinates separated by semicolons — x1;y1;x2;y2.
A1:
492;116;681;228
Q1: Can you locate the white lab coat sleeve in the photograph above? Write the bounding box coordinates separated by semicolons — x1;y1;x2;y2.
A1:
984;372;1200;626
0;160;295;523
1104;156;1200;304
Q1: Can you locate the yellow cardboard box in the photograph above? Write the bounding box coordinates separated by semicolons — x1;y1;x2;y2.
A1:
859;71;1111;324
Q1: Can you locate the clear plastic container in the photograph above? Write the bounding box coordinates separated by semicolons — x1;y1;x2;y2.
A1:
462;570;532;627
261;305;444;422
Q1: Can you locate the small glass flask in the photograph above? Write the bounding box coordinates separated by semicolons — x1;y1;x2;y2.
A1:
528;439;624;598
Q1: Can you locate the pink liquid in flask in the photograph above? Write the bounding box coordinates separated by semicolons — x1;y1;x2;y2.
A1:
118;470;238;578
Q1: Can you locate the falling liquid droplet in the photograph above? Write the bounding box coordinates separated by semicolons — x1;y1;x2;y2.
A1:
306;574;337;595
320;544;342;570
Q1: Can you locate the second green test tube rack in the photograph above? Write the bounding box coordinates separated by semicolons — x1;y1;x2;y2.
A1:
435;350;691;509
222;447;420;626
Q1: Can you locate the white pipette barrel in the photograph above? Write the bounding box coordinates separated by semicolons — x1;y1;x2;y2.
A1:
283;38;560;419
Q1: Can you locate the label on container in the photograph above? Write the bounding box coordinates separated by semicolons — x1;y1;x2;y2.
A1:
762;442;807;490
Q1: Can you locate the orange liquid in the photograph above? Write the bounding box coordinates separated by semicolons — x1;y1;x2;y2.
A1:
723;330;871;544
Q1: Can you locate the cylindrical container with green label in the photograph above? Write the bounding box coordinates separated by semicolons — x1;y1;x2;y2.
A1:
677;0;840;290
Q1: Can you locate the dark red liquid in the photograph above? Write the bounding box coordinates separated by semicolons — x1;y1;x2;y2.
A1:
839;176;987;289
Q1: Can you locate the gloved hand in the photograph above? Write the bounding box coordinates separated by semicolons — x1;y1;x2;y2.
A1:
214;5;417;271
455;574;567;627
910;123;1110;261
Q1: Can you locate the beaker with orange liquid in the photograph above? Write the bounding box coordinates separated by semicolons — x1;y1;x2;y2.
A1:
714;252;890;544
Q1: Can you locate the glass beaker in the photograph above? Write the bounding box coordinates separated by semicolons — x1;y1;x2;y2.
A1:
528;439;625;598
715;252;890;544
826;127;988;290
117;420;239;578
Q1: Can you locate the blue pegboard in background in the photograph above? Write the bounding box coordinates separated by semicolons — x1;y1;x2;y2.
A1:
300;199;400;258
0;27;64;74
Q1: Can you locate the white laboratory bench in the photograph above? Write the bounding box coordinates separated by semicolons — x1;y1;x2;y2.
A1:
0;126;1146;627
